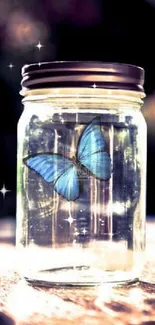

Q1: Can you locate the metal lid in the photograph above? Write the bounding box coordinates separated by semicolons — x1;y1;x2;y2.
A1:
21;61;145;93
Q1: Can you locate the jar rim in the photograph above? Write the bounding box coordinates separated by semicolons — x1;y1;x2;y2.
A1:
21;61;145;94
21;88;145;108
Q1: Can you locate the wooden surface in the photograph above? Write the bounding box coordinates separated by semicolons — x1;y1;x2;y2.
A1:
0;219;155;325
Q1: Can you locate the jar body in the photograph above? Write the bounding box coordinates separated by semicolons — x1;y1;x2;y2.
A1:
16;89;146;286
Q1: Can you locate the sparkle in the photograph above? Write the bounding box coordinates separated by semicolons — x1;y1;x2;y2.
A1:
64;216;75;225
92;83;97;88
0;184;11;198
36;41;43;50
82;228;87;235
8;63;14;69
38;62;42;67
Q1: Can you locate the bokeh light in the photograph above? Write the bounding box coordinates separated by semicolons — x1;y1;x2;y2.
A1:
5;11;48;49
142;95;155;136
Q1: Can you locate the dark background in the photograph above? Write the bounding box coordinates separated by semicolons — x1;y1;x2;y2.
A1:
0;0;155;218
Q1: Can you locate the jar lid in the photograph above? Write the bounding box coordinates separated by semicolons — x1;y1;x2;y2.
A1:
21;61;145;93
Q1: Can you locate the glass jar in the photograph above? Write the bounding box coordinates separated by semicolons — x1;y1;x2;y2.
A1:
16;62;146;287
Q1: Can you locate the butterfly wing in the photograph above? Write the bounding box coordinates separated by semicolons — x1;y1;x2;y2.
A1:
24;154;79;201
54;165;79;201
77;117;111;180
77;117;105;160
24;154;73;183
81;151;111;180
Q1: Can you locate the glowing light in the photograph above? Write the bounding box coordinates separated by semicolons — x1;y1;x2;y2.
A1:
8;63;14;69
64;215;75;225
113;202;125;215
7;279;85;322
74;231;79;236
0;184;10;198
127;288;144;307
106;201;126;216
93;83;97;88
82;228;87;235
36;41;43;50
0;244;16;276
96;283;113;304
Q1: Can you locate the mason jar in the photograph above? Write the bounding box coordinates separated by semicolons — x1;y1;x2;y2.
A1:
16;62;146;287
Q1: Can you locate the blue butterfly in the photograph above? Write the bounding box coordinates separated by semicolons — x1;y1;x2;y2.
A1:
24;117;111;201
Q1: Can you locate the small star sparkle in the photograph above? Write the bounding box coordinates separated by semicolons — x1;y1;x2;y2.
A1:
93;83;97;88
8;63;14;69
36;41;43;50
64;215;75;225
0;184;11;198
82;228;87;235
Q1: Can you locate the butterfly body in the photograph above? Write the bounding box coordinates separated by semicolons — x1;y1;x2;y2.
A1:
70;156;88;177
24;117;112;201
71;155;79;167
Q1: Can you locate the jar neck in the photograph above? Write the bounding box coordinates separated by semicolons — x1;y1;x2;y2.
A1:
21;87;145;110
